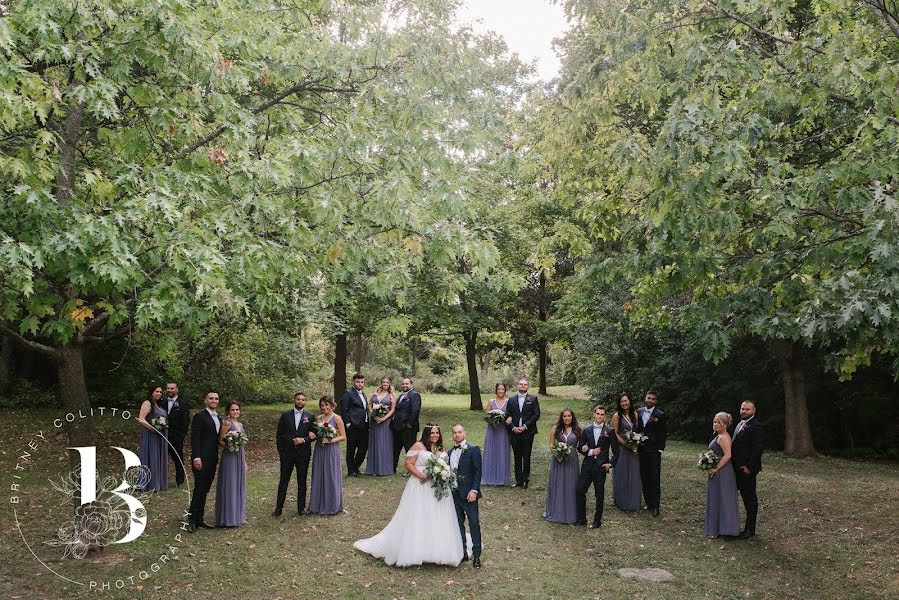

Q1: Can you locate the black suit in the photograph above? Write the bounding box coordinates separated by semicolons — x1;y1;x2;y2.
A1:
731;417;764;533
188;409;220;526
165;396;190;485
390;389;421;471
576;423;614;525
450;444;482;558
636;406;666;511
340;387;369;475
275;408;316;513
505;393;540;486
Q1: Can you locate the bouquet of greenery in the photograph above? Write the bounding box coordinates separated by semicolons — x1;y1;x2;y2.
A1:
623;430;647;450
224;431;249;452
149;416;167;432
551;440;572;463
422;454;458;501
371;404;390;419
315;419;338;440
484;410;507;427
697;450;720;471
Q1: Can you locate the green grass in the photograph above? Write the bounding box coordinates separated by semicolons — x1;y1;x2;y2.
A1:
1;388;897;599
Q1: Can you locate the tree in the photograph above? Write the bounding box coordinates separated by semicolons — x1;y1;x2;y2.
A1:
536;0;899;455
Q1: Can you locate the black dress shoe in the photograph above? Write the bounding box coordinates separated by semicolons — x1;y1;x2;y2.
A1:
651;507;660;517
460;555;469;562
737;529;755;539
472;556;481;568
271;509;282;517
590;521;602;529
298;509;307;516
196;521;214;529
187;522;197;533
522;481;529;489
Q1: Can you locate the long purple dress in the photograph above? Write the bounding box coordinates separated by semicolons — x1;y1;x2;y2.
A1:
215;420;247;527
613;414;642;511
139;402;168;492
705;436;740;537
482;398;512;486
544;429;579;524
365;394;394;476
309;416;344;515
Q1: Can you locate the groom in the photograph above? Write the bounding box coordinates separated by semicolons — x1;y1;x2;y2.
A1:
450;424;482;568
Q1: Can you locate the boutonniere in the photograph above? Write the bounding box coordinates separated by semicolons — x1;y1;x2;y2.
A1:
302;417;309;423
650;417;658;423
460;442;470;453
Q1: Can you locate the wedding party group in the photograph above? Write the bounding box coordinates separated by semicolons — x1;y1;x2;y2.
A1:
134;373;764;570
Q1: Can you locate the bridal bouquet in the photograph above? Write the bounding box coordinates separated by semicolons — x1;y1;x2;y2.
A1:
551;440;572;462
484;410;507;427
149;416;167;432
224;431;249;452
371;404;390;419
422;455;458;501
697;450;720;471
315;420;338;440
623;431;647;450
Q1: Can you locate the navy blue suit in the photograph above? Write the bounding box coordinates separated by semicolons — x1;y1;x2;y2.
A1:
340;387;369;475
576;423;614;526
450;443;482;558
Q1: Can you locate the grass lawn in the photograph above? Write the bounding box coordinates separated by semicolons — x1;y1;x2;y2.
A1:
1;387;897;599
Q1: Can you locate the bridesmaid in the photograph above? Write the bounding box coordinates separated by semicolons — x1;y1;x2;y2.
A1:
215;400;247;527
543;408;581;524
309;395;347;515
365;377;396;476
137;384;168;492
612;393;642;511
482;382;512;486
705;412;741;538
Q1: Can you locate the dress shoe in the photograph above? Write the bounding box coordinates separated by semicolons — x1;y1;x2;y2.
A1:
522;481;529;490
651;507;660;517
460;554;469;562
271;509;282;517
737;529;755;539
472;556;481;569
196;521;214;529
298;509;307;516
187;521;197;533
590;521;602;529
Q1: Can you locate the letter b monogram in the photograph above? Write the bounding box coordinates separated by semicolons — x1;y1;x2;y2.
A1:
69;447;148;544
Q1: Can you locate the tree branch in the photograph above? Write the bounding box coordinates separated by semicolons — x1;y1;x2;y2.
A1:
0;324;60;357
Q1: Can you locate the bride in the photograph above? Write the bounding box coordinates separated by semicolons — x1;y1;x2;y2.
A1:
354;423;464;567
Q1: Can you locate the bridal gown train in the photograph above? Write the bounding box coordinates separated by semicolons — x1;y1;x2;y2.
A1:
354;450;465;567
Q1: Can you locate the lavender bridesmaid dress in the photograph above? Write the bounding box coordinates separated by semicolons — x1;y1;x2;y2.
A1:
365;394;394;476
309;416;344;515
544;430;579;524
613;415;642;511
482;398;512;486
704;437;740;537
215;420;247;527
139;402;168;492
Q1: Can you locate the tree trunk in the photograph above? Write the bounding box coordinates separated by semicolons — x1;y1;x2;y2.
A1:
57;345;96;457
333;333;348;409
0;333;13;397
773;339;815;457
463;330;482;411
353;334;364;375
538;270;548;395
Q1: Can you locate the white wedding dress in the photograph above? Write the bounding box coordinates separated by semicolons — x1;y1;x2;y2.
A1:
354;450;464;567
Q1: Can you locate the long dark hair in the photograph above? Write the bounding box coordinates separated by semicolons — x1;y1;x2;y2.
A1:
144;384;163;410
419;423;444;453
554;407;582;440
616;394;638;426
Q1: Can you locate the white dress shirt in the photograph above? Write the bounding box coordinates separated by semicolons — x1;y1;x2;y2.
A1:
450;442;466;470
167;396;178;413
517;394;527;427
207;407;221;433
294;408;303;430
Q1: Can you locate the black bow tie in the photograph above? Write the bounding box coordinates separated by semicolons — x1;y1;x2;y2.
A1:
454;445;462;449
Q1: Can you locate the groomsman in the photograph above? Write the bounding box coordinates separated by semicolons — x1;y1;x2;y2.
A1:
637;390;666;517
188;391;220;532
390;377;421;473
731;400;764;539
340;372;369;476
450;424;482;568
505;378;540;489
272;392;317;516
576;404;614;528
164;381;190;486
